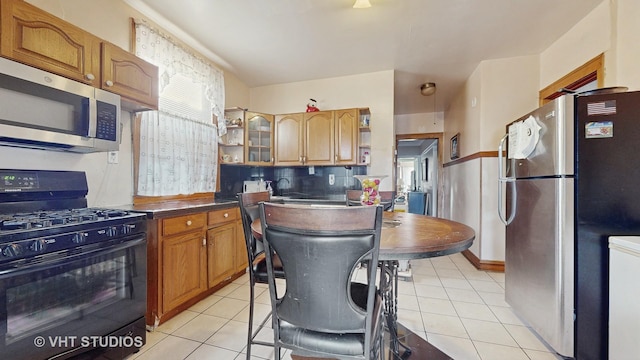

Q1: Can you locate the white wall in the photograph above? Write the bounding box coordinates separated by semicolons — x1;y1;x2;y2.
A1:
480;55;540;150
443;160;481;255
395;112;443;134
441;55;539;262
249;70;396;190
540;1;611;90
613;0;640;90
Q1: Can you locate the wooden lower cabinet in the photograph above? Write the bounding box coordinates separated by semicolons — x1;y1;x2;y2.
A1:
235;218;249;272
207;223;236;287
162;230;207;314
147;205;248;328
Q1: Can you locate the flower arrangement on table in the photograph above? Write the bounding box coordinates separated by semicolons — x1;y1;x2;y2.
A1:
354;175;387;206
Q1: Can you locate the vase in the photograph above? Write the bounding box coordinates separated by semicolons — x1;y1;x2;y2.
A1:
354;175;387;206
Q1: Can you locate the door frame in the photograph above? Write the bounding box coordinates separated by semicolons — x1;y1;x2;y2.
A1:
396;132;444;216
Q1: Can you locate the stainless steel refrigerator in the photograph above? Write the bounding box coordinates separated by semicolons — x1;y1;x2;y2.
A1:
498;90;640;359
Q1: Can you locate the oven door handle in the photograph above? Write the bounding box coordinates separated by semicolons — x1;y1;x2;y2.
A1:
0;237;145;278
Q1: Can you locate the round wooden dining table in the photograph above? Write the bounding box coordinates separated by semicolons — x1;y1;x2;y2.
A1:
251;209;475;360
251;210;476;261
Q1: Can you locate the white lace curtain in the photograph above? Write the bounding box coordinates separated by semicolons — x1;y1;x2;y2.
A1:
134;19;224;196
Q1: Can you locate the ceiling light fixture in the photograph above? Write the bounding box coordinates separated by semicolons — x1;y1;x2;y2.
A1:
420;82;436;96
353;0;372;9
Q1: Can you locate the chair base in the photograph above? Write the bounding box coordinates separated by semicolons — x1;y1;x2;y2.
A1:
290;323;453;360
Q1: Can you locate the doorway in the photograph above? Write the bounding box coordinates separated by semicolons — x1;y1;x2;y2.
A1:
396;133;443;216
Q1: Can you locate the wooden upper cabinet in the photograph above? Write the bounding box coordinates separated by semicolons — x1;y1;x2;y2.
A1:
0;0;158;111
304;111;334;165
0;0;101;85
274;113;304;166
102;42;158;110
334;109;359;165
274;109;361;166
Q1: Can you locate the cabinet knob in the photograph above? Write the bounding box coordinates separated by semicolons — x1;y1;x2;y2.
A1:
186;220;192;226
202;238;206;246
105;80;114;87
85;73;95;81
224;213;229;218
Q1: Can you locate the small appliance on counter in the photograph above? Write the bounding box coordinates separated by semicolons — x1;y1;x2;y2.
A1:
243;180;269;193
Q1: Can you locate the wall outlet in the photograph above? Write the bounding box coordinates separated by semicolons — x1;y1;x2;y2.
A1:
329;174;335;185
108;151;119;164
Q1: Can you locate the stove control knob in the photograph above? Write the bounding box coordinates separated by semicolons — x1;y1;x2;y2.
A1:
30;239;47;253
121;224;134;235
72;232;88;244
107;226;118;237
3;244;24;258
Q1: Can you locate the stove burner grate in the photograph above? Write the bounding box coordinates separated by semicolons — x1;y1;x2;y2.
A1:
0;208;135;232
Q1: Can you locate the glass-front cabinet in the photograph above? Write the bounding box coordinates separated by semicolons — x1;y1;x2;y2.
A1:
245;112;274;165
220;108;245;164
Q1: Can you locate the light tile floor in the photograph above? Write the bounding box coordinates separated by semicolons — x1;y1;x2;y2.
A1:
129;253;562;360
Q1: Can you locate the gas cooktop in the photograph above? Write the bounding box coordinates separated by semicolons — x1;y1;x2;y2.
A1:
0;169;147;262
0;208;140;232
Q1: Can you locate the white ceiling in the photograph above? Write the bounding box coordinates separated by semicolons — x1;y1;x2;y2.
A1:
128;0;603;115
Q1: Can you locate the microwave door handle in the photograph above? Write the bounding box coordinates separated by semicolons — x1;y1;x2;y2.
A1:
498;134;516;225
87;97;97;137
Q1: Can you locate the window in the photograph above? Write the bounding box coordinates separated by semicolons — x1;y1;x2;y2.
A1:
132;19;224;199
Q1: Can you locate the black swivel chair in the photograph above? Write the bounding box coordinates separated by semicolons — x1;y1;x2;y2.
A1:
259;202;385;360
237;191;285;360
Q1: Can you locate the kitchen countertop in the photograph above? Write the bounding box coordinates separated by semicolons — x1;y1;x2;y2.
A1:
119;198;239;219
119;194;348;219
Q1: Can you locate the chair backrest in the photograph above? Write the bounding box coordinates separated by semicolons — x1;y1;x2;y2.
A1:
346;189;396;211
379;190;396;211
259;202;383;333
238;191;271;262
346;189;363;207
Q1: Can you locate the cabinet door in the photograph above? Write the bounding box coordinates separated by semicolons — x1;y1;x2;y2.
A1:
304;111;334;165
0;0;101;85
162;231;207;313
101;42;158;110
274;113;304;166
245;112;274;165
334;109;359;165
207;223;236;288
235;216;249;273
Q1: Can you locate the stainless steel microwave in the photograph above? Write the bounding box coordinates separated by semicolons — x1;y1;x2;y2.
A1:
0;57;121;153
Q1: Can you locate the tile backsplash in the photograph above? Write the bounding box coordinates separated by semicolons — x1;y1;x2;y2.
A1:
216;165;367;199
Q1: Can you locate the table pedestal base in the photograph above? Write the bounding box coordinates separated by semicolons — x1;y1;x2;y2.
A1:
290;323;453;360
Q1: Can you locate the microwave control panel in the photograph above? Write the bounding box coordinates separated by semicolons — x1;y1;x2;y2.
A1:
96;101;118;141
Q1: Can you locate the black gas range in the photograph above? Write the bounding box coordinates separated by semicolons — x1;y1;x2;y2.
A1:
0;169;147;360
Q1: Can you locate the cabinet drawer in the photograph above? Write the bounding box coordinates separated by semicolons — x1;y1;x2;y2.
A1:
162;213;206;236
208;208;238;226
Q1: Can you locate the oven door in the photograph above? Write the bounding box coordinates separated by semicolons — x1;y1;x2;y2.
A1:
0;236;146;360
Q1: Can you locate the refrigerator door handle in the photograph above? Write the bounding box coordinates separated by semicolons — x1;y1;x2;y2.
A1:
498;134;516;225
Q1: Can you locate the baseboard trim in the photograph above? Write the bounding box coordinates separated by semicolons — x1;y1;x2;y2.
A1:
462;250;504;272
